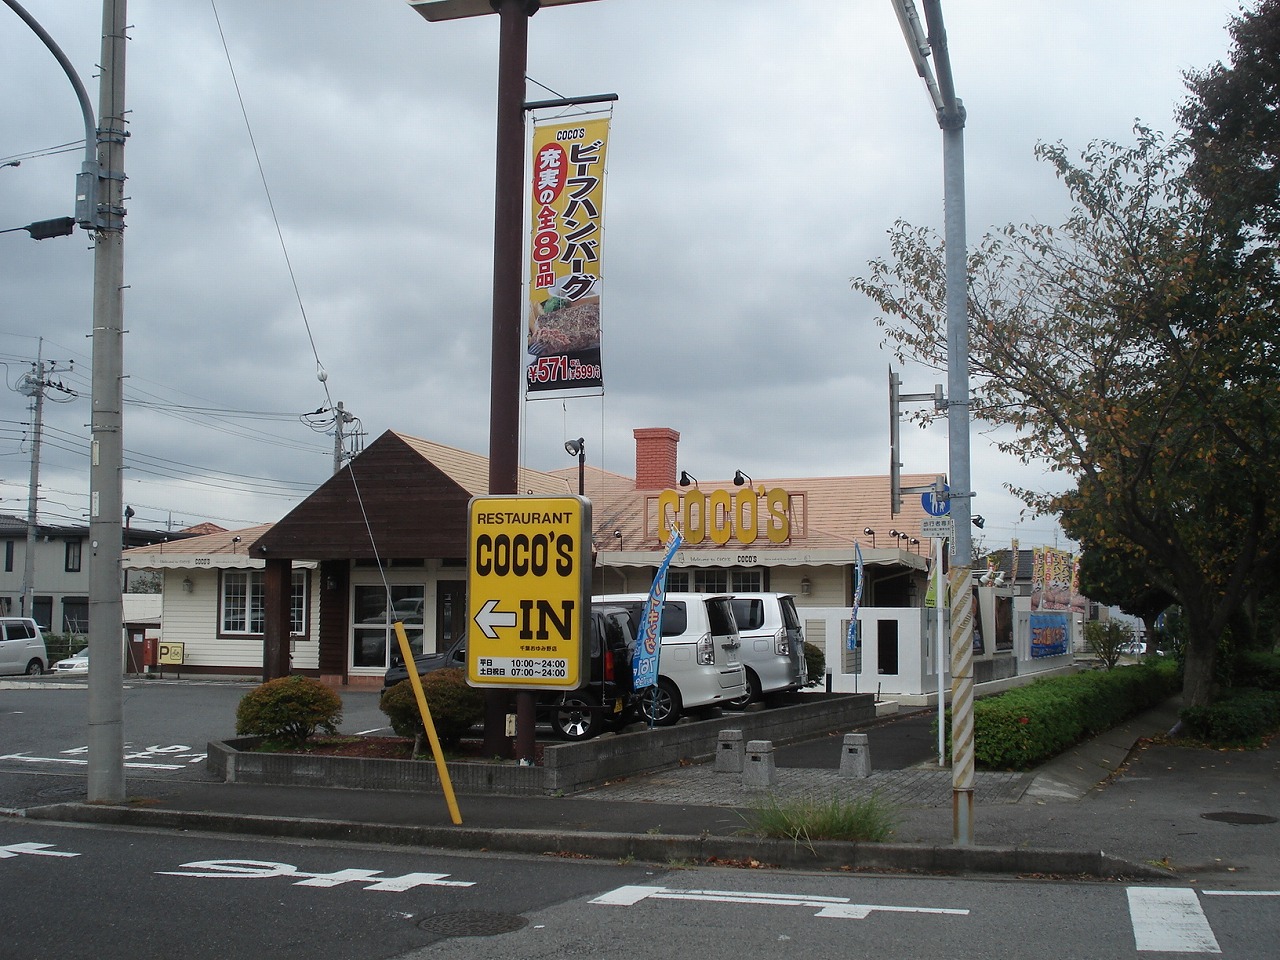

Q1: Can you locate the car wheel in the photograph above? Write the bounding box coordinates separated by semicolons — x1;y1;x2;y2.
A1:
639;678;683;727
550;694;602;741
25;659;43;677
723;669;761;710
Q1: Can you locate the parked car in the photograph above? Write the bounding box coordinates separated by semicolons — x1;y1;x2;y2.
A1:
0;617;48;677
593;592;747;726
53;647;90;675
382;603;641;741
725;593;808;707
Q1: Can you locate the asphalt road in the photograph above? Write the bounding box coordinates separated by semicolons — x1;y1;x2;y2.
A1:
2;817;1275;960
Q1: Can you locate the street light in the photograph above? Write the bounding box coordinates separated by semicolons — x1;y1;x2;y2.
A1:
564;437;585;495
407;0;602;768
890;0;976;847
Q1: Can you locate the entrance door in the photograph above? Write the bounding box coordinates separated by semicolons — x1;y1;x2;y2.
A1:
436;580;466;655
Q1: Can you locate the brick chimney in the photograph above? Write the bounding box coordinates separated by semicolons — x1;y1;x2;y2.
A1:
633;427;680;490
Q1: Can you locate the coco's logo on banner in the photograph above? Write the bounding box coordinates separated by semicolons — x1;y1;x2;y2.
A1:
655;487;790;546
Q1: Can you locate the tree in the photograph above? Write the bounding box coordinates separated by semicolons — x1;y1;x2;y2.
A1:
852;128;1280;708
1181;0;1280;265
1062;501;1172;652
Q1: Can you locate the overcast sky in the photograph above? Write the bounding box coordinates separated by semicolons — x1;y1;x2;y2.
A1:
0;0;1243;551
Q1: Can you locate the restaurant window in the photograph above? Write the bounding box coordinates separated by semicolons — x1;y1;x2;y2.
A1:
351;585;425;669
220;569;306;636
666;568;763;593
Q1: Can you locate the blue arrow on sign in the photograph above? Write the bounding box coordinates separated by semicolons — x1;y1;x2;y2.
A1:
922;484;950;517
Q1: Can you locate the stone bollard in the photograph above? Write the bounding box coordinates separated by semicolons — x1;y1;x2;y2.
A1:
839;732;871;778
743;739;777;790
715;729;745;773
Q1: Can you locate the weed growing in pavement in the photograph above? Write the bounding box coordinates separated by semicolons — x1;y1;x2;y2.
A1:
742;791;899;847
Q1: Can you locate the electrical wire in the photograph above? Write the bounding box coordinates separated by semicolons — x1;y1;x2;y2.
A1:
210;0;390;604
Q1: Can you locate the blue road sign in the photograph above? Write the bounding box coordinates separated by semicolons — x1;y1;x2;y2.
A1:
922;484;950;516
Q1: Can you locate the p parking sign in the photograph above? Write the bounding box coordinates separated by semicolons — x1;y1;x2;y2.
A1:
466;495;590;690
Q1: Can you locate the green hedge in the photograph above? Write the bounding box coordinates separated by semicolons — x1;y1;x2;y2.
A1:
953;661;1181;771
1180;687;1280;745
1231;650;1280;691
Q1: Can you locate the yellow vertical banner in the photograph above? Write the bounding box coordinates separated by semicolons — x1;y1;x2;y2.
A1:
526;115;609;398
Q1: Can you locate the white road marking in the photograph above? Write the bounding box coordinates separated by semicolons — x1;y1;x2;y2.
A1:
590;885;968;920
1128;887;1221;954
0;753;186;771
0;842;80;859
156;859;474;891
1202;890;1280;897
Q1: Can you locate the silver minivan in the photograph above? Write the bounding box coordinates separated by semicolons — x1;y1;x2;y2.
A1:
725;593;808;707
594;593;747;726
0;617;48;677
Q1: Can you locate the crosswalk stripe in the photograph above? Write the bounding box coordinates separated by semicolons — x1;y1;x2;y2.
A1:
1128;887;1221;954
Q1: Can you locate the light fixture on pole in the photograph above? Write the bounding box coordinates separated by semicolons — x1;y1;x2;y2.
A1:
971;515;985;529
564;437;585;496
891;0;976;847
406;0;602;771
863;527;877;548
679;470;698;489
732;469;753;488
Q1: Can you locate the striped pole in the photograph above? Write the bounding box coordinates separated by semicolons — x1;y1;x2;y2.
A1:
948;564;974;845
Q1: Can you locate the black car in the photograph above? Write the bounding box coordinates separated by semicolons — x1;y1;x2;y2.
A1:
383;603;638;741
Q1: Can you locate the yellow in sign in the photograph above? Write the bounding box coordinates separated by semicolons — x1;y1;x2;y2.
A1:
466;495;590;690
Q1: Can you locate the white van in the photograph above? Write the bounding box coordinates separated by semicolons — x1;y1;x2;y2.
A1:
594;593;746;726
0;617;48;677
725;593;808;707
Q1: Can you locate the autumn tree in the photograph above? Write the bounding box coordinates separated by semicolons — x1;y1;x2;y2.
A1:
852;128;1280;708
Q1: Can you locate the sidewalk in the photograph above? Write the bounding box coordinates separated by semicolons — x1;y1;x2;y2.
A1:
18;698;1280;885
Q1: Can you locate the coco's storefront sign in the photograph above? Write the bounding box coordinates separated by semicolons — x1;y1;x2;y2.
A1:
654;487;791;546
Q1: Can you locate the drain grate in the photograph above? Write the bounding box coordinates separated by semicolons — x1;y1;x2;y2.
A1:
417;911;529;938
1200;811;1278;825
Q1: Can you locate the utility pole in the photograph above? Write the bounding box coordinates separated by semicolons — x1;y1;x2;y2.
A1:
86;0;128;804
19;339;45;621
17;338;73;620
331;401;356;474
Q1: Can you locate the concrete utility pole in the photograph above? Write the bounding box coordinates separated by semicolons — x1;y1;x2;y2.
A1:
19;339;46;620
86;0;129;804
17;338;73;620
332;401;355;474
890;0;975;844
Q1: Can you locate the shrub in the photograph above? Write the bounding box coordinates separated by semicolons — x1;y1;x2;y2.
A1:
1232;650;1280;691
743;791;898;844
379;668;485;748
1180;688;1280;746
803;641;826;684
1084;619;1133;670
235;675;343;747
951;659;1181;770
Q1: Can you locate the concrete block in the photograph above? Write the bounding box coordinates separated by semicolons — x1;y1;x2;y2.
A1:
715;729;745;773
839;732;871;778
743;739;776;789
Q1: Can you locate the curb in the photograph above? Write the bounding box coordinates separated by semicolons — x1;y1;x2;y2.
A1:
18;802;1171;881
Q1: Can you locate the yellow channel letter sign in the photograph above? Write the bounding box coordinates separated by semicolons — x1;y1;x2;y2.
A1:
466;495;591;690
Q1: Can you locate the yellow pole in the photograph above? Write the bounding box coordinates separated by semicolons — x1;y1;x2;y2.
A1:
393;621;463;825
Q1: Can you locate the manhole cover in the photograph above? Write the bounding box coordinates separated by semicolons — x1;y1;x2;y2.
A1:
417;911;529;938
1201;811;1278;825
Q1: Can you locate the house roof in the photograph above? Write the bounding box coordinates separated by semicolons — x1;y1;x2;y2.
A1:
122;524;277;569
124;428;945;571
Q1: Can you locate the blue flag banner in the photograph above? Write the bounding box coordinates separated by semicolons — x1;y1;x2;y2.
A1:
847;542;864;652
1030;611;1070;658
633;529;682;691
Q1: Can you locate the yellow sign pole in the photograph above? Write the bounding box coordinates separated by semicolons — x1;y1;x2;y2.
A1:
393;621;463;825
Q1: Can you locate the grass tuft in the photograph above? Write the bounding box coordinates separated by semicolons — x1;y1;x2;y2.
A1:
742;791;899;846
